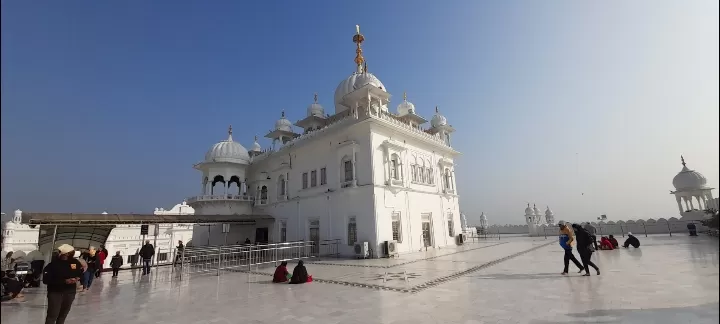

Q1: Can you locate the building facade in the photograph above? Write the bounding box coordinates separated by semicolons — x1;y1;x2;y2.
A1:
188;26;462;257
2;202;195;269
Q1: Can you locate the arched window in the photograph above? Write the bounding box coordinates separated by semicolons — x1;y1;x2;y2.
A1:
444;169;453;190
211;175;225;195
342;155;354;182
260;186;268;204
277;175;286;198
419;160;426;183
390;153;401;180
229;176;241;196
428;168;434;185
411;164;417;182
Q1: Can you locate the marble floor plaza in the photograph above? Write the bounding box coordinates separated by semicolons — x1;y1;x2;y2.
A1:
2;235;718;324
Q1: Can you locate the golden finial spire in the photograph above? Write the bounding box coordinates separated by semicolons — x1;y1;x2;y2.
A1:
227;125;233;141
681;155;686;167
281;110;285;118
254;135;258;142
435;106;439;113
403;91;407;101
313;92;318;103
352;25;365;71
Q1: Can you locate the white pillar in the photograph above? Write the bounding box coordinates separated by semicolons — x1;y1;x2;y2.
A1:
696;196;704;210
675;195;683;214
689;197;695;210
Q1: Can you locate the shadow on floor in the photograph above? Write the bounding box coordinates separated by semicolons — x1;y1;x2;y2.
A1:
529;302;719;324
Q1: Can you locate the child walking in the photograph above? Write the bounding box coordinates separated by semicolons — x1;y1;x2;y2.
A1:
110;252;123;278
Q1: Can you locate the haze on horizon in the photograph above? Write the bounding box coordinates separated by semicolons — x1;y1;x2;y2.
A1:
1;1;718;225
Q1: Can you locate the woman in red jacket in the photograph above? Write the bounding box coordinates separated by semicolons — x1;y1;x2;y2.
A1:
95;246;107;278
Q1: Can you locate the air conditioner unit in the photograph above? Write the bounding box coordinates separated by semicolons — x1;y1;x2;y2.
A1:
385;240;399;257
354;242;369;259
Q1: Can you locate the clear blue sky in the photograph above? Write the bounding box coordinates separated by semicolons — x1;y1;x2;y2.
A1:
2;1;718;225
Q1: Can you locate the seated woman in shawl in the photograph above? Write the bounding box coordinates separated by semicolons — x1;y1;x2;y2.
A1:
289;260;310;284
599;236;614;250
272;261;290;283
608;235;619;248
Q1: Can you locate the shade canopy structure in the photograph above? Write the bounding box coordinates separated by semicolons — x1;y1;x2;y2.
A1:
22;213;273;226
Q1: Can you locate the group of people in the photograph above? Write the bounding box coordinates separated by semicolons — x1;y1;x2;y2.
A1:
559;222;642;276
272;260;312;284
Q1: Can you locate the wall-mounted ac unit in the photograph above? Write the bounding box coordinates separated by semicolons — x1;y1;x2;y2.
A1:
385;240;399;257
354;242;369;259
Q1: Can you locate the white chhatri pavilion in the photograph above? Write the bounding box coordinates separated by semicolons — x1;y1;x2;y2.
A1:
670;156;716;220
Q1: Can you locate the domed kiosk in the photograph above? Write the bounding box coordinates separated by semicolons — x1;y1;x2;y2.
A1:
669;156;716;219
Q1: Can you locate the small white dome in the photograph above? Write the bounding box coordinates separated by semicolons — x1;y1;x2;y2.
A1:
545;206;554;216
204;126;250;164
397;92;415;115
524;204;534;216
532;205;541;216
431;106;448;128
307;93;325;117
334;72;386;113
673;157;707;191
250;136;262;153
275;111;293;132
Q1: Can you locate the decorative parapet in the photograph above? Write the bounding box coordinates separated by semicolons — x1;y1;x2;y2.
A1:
375;110;450;148
186;195;254;204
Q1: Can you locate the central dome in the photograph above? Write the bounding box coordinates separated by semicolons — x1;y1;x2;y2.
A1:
204;126;250;165
673;167;707;191
334;72;386;113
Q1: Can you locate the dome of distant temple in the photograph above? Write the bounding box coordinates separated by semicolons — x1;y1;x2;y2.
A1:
307;93;325;117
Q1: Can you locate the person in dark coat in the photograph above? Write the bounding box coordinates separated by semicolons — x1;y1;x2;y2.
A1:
139;240;155;275
109;252;123;278
272;261;290;283
608;235;619;248
623;233;641;248
289;260;309;284
687;223;698;236
173;240;184;267
572;224;600;276
43;244;83;324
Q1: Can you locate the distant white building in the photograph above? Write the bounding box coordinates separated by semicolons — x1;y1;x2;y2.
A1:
187;26;462;257
670;156;716;220
525;204;556;236
2;202;195;269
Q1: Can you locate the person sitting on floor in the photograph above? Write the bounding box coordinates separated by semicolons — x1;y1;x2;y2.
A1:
272;261;290;283
599;236;614;250
289;260;310;284
623;232;641;248
1;271;25;301
608;235;619;248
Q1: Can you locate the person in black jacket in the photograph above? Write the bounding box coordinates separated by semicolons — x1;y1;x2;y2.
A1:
109;252;123;278
173;240;184;267
43;244;83;324
572;224;600;276
139;240;155;275
623;233;641;248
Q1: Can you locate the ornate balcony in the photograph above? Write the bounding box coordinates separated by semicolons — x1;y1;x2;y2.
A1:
186;195;254;204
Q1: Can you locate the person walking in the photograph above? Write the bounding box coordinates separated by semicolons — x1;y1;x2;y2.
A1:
583;223;598;251
139;240;155;275
81;248;98;291
558;222;584;275
43;244;83;324
173;240;184;267
572;224;600;276
109;252;123;278
95;246;107;278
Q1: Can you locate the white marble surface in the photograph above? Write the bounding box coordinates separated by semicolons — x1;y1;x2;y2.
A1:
2;235;717;324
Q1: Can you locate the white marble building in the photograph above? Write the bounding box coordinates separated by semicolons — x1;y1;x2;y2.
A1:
525;204;556;236
188;26;462;257
2;202;195;269
670;156;716;220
